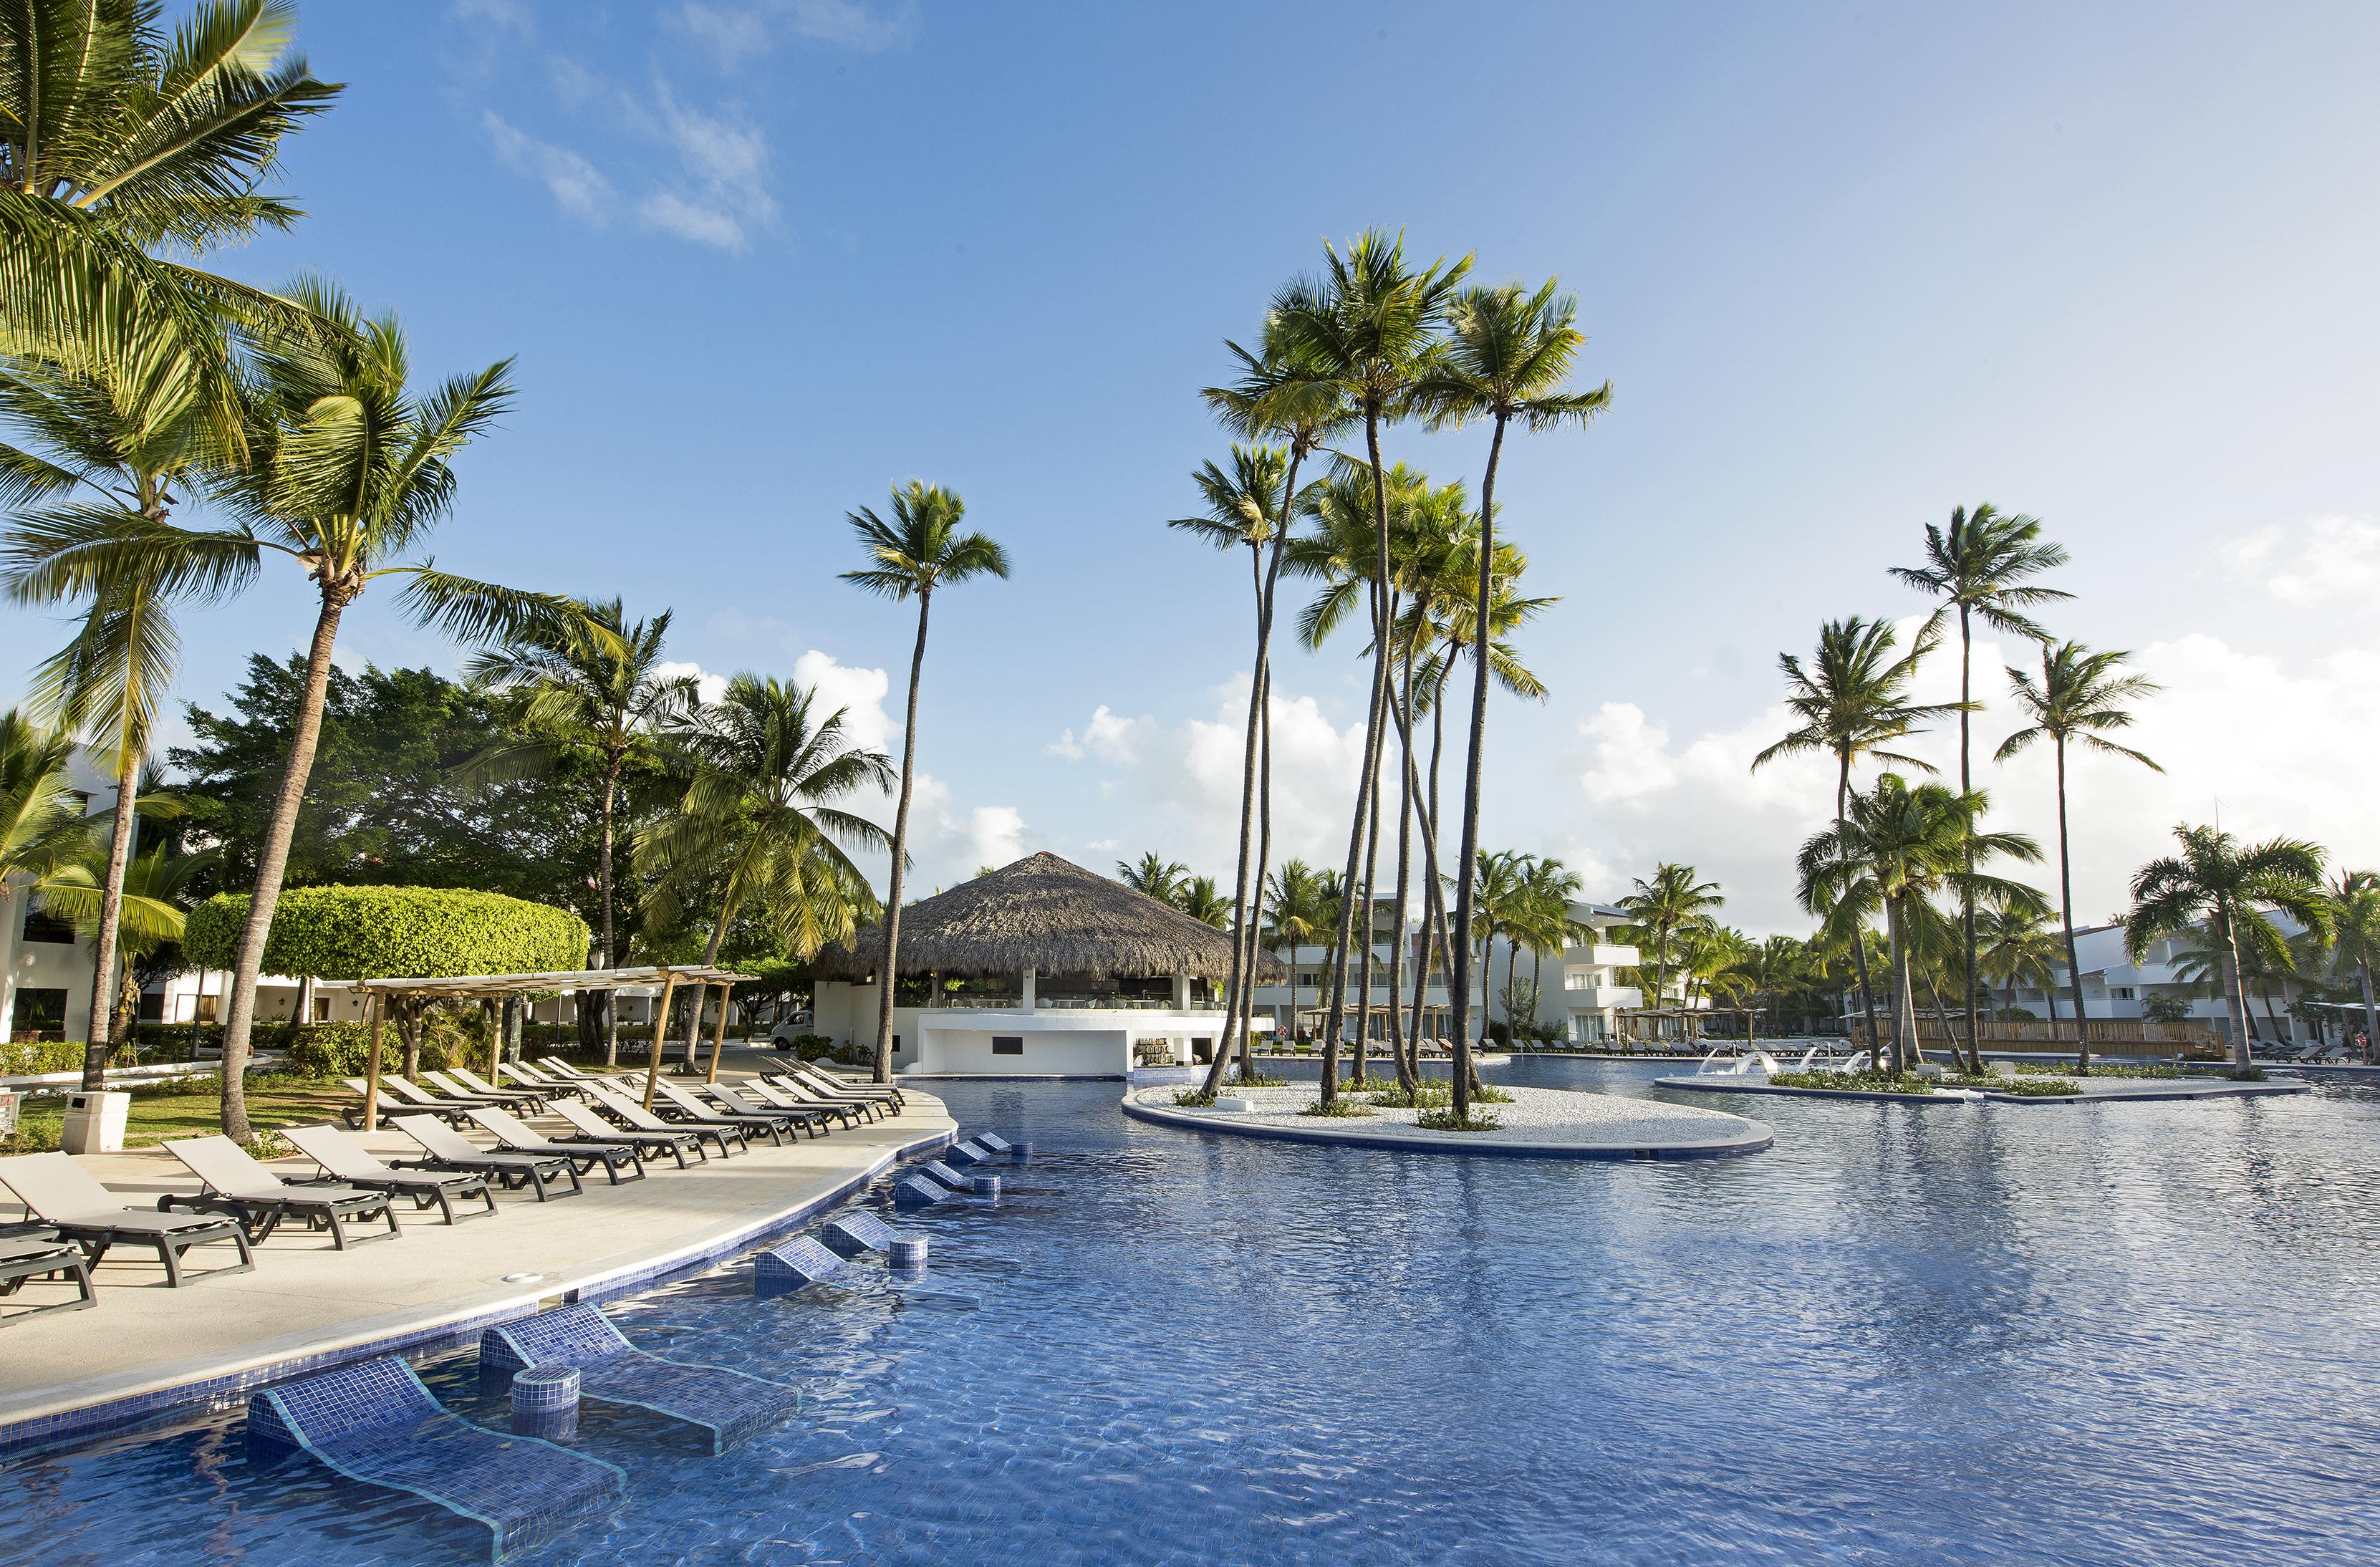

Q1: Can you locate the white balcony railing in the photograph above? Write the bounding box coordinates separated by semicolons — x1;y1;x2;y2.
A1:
1565;985;1642;1010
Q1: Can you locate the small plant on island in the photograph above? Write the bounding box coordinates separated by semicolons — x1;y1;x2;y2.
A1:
1226;1071;1289;1088
1172;1088;1217;1107
1297;1096;1374;1118
1990;1076;2081;1096
1768;1070;1937;1095
1415;1106;1503;1132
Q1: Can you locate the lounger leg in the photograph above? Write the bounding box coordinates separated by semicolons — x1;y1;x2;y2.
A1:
528;1168;550;1201
229;1225;256;1274
327;1207;348;1250
381;1203;403;1240
159;1235;182;1288
434;1187;456;1225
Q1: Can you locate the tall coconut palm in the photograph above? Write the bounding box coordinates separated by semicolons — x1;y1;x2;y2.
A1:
1995;641;2160;1074
1891;503;2068;1071
1800;775;2041;1075
2127;826;2330;1074
1174;874;1230;930
1412;279;1609;1112
0;0;339;433
2321;871;2380;1061
2;337;221;1088
463;599;697;1061
1617;864;1723;1022
1261;859;1326;1043
840;480;1009;1084
1511;856;1584;1044
1975;899;2066;1023
1197;329;1349;1095
638;675;891;973
1267;229;1467;1107
0;709;86;912
1753;616;1958;1047
1117;852;1189;904
44;829;211;1060
9;281;572;1138
1465;849;1530;1046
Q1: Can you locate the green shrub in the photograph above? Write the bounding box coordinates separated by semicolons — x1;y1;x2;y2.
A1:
183;885;590;980
781;1032;833;1061
1473;1083;1514;1103
1415;1106;1502;1132
0;1041;87;1076
1994;1076;2081;1096
1298;1096;1373;1118
1769;1070;1935;1094
1365;1080;1450;1108
1225;1070;1288;1088
2231;1066;2267;1082
1172;1088;1217;1107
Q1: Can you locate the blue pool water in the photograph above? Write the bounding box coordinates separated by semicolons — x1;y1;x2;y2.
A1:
9;1059;2380;1564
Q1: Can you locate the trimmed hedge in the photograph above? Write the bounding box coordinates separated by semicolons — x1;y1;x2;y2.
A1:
182;885;590;981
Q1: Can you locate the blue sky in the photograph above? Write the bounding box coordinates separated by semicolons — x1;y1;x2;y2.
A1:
8;0;2378;931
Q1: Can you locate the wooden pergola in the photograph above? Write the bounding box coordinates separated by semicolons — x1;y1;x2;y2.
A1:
350;965;757;1130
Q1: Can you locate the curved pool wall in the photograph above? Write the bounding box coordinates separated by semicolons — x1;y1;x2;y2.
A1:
9;1059;2380;1565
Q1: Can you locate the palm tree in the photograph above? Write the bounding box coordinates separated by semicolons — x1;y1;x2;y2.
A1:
2128;826;2331;1073
1800;776;2041;1075
1995;641;2160;1074
1891;503;2068;1070
1465;849;1531;1046
0;0;339;440
1;337;225;1089
2321;871;2380;1061
0;710;87;918
44;829;211;1064
840;480;1010;1084
1616;864;1724;1028
1268;229;1468;1107
1754;615;1958;1045
1117;851;1190;905
9;282;572;1137
1413;279;1609;1107
1510;856;1584;1045
1261;859;1325;1043
637;674;892;1008
464;599;697;1061
1197;328;1350;1096
1975;900;2066;1024
1175;874;1230;930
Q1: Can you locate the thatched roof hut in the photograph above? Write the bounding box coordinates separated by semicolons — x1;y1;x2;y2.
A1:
809;852;1283;983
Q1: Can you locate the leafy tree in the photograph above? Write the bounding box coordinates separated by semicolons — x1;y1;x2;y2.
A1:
1997;641;2160;1072
1172;874;1230;930
1891;503;2068;1069
1116;851;1189;905
1755;616;1957;1038
1261;859;1328;1041
1617;863;1723;1019
840;481;1009;1083
2320;871;2380;1061
2126;827;2331;1074
1975;900;2066;1023
0;708;90;927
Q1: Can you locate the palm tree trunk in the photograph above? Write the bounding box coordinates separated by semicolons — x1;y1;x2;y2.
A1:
1448;411;1511;1122
1886;903;1917;1076
2053;736;2089;1075
1836;757;1882;1053
2219;921;2253;1073
219;588;351;1142
1352;597;1395;1087
874;589;933;1084
2359;963;2376;1064
1208;545;1269;1097
1385;630;1417;1090
1957;603;1984;1075
1531;945;1543;1048
599;756;622;1064
1246;660;1273;1070
77;761;138;1091
1388;686;1453;1072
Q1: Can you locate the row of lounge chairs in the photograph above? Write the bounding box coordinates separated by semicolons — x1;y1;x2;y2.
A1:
0;1056;907;1324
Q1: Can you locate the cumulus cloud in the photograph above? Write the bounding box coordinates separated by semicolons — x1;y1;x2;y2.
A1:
483;111;614;221
677;0;920;67
451;0;532;35
1048;705;1147;763
2222;514;2380;607
651;659;728;705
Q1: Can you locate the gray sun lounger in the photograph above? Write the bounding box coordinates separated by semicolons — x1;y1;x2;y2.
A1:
500;1061;586;1099
650;1081;791;1146
481;1303;801;1456
0;1234;97;1323
160;1137;402;1249
344;1076;508;1129
700;1082;832;1138
778;1056;903;1109
747;1076;876;1127
553;1099;705;1168
582;1082;749;1159
439;1067;551;1112
0;1152;254;1286
388;1115;584;1201
462;1106;644;1185
281;1124;498;1225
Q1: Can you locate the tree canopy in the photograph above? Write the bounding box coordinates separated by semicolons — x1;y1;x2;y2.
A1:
181;882;589;980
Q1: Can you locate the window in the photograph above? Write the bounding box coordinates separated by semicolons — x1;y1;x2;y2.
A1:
2111;987;2134;1001
992;1036;1023;1056
11;987;69;1035
138;990;164;1022
313;996;333;1021
195;993;219;1023
21;907;74;944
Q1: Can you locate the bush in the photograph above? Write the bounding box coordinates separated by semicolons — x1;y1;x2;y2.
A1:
0;1040;87;1076
780;1033;833;1061
1225;1070;1288;1088
1995;1076;2081;1096
829;1042;870;1068
1415;1107;1502;1132
1769;1070;1936;1094
183;885;590;981
1172;1088;1216;1107
1298;1096;1373;1118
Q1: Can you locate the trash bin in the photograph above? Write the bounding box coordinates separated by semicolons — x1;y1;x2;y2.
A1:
0;1090;19;1137
61;1091;130;1154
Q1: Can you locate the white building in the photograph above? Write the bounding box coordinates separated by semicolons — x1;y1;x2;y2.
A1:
806;852;1277;1076
2010;919;2330;1047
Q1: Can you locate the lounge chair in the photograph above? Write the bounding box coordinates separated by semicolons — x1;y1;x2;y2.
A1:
281;1124;498;1225
425;1068;546;1113
160;1136;403;1249
0;1234;97;1323
704;1081;834;1137
756;1073;884;1123
581;1082;750;1159
534;1056;632;1086
441;1066;554;1111
480;1303;801;1455
650;1081;792;1146
779;1057;903;1109
342;1076;475;1129
553;1099;706;1169
461;1106;644;1185
387;1114;584;1201
0;1152;254;1286
501;1061;587;1098
743;1075;870;1127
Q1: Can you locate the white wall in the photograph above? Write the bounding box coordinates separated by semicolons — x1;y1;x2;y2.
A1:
915;1025;1128;1076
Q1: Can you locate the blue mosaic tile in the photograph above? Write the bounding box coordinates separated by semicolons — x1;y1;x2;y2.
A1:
970;1175;1003;1197
892;1175;948;1208
481;1304;800;1456
973;1132;1015;1153
920;1160;974;1191
947;1139;990;1165
820;1211;901;1257
753;1235;844;1295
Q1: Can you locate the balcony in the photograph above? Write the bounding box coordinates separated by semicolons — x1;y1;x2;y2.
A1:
1565;943;1637;967
1564;985;1642;1011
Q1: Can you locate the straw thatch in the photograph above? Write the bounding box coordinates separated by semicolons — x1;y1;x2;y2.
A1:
809;852;1285;983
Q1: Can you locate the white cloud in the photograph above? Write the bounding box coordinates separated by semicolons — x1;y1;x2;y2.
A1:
676;0;920;67
1048;704;1145;763
2221;514;2380;606
792;649;892;751
651;659;728;705
637;189;748;249
483;111;614;221
451;0;531;35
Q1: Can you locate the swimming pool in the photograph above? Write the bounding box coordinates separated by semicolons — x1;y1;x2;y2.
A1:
9;1059;2379;1564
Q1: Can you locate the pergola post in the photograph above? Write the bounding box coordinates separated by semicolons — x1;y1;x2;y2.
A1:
642;970;681;1111
363;993;385;1132
705;981;732;1082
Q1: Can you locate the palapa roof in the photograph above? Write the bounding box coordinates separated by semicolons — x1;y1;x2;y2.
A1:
809;852;1284;983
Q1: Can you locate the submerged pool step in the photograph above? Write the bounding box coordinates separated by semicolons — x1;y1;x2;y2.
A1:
245;1354;625;1563
821;1211;903;1257
756;1235;847;1293
480;1303;801;1456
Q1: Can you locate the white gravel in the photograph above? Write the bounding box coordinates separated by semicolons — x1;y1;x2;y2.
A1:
1132;1081;1763;1151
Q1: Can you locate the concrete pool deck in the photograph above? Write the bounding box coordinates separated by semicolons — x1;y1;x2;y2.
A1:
1122;1083;1772;1159
1655;1072;2311;1104
0;1075;953;1458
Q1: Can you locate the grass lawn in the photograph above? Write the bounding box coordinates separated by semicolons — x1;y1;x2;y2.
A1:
4;1075;351;1154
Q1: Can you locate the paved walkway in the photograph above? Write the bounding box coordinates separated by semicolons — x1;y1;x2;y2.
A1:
0;1071;952;1449
1124;1084;1770;1159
